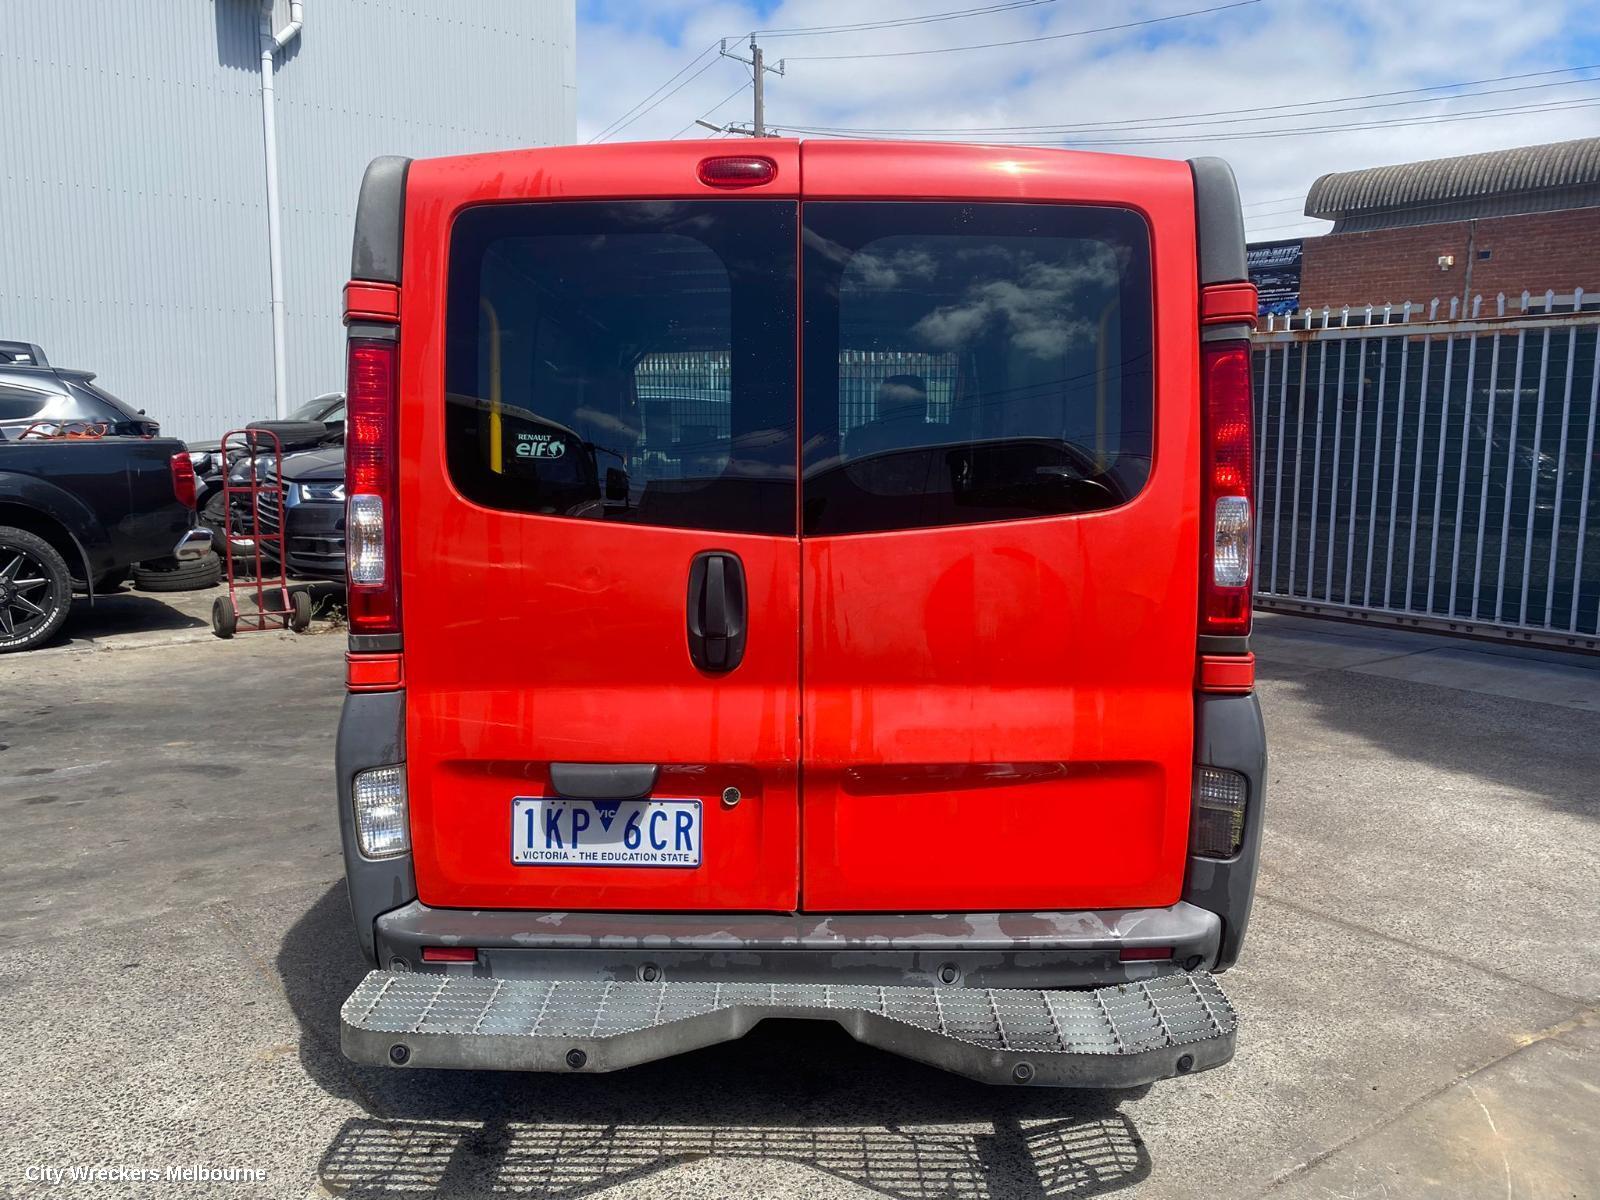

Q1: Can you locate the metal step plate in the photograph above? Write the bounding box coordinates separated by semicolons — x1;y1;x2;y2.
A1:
342;971;1236;1087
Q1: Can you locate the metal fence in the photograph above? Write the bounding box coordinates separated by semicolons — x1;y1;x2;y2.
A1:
1251;290;1600;649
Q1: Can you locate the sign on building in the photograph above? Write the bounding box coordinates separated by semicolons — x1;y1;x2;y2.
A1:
1247;239;1302;316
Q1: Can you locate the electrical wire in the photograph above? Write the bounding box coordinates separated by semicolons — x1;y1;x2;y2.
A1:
779;94;1600;146
588;40;721;143
785;0;1259;61
749;0;1063;38
789;65;1600;135
672;78;754;139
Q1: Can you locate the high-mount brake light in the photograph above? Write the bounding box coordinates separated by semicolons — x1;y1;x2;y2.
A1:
1200;340;1255;637
697;155;777;188
346;337;400;635
169;451;197;508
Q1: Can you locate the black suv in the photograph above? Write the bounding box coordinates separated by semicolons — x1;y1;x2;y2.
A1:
0;342;160;438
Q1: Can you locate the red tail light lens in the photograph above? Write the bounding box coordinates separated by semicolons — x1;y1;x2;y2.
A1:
420;946;477;963
346;337;400;635
170;451;197;508
698;155;777;188
1200;340;1254;636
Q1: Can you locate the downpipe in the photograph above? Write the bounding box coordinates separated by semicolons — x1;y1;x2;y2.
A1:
259;1;304;420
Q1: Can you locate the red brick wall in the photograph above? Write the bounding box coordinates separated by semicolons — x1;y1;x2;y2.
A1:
1299;206;1600;310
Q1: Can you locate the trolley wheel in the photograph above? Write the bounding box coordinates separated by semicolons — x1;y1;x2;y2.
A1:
289;588;313;632
211;596;237;639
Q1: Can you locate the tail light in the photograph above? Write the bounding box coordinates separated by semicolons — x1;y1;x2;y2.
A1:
346;338;400;635
1192;766;1248;858
352;764;409;858
1200;340;1254;636
698;155;777;187
170;451;197;508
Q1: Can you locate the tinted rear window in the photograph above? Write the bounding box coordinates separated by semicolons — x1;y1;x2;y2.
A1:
444;200;797;536
801;202;1153;536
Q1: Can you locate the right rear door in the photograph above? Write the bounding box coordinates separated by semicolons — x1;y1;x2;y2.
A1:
797;143;1203;912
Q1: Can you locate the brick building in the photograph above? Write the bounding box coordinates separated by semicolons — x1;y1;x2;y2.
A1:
1295;137;1600;310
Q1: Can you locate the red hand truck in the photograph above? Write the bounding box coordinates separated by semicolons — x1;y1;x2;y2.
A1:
210;427;312;638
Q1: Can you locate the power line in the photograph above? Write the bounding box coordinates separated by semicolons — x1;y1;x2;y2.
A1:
779;94;1600;146
672;78;752;139
588;40;720;143
597;55;725;142
1242;194;1307;209
786;0;1259;61
791;65;1600;135
750;0;1062;38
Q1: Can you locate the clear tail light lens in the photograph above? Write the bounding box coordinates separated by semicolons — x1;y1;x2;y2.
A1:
1200;340;1255;635
1192;766;1247;859
352;764;409;859
347;494;385;584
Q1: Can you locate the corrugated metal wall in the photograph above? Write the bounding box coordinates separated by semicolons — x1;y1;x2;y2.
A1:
0;0;575;442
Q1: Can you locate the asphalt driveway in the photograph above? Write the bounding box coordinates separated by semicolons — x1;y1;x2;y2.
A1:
0;613;1595;1199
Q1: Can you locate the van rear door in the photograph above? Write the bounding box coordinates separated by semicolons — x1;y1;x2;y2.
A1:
398;146;801;911
797;143;1201;911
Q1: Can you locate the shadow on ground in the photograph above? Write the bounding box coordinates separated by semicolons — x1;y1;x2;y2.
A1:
1255;634;1600;825
278;887;1152;1200
50;583;211;646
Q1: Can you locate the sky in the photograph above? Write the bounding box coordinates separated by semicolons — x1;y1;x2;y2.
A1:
576;0;1600;242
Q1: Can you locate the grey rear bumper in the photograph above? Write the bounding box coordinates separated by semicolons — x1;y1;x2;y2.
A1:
341;969;1235;1087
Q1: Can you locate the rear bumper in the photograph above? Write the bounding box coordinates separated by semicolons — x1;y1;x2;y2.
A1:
340;969;1235;1087
372;899;1223;990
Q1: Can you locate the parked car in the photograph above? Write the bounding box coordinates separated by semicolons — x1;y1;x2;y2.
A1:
249;443;346;581
191;392;345;557
333;145;1265;1089
0;341;161;439
0;432;207;651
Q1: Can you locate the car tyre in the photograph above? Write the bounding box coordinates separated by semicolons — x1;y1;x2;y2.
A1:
0;526;72;653
289;588;313;632
133;552;223;593
211;595;237;639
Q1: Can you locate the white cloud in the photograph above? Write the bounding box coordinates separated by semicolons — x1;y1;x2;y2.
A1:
578;0;1600;239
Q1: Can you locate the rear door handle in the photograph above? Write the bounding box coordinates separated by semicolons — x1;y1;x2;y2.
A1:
687;551;747;672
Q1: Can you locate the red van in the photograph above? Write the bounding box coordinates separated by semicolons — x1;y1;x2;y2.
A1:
336;140;1264;1088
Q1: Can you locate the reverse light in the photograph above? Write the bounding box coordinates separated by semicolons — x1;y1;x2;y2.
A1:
170;452;197;508
1192;766;1247;859
698;155;777;188
346;338;400;633
1200;340;1255;635
352;764;409;859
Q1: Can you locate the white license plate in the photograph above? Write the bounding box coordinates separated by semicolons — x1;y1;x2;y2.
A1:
511;797;702;868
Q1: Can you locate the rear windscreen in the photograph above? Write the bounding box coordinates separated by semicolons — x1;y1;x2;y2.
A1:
444;200;797;536
801;202;1153;536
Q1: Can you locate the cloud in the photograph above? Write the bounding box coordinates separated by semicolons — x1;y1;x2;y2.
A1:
577;0;1600;239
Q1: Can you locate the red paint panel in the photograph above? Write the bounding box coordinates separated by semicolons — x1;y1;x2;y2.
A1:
346;652;403;692
1200;282;1257;327
798;141;1199;912
1198;653;1255;694
344;281;400;323
396;144;801;911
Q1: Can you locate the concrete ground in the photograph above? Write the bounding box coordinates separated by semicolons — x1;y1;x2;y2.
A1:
0;607;1595;1199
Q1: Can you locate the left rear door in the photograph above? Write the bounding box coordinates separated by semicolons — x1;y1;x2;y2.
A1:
399;146;802;911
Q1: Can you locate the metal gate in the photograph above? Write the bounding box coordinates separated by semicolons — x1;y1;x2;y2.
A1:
1252;291;1600;649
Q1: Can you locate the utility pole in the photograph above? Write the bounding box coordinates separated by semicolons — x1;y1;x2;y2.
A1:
710;36;785;137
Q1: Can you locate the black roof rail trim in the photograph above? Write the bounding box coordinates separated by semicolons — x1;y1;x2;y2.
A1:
1189;157;1248;287
0;341;49;367
350;156;412;285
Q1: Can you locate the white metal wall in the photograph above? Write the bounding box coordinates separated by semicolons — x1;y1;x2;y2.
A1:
0;0;575;442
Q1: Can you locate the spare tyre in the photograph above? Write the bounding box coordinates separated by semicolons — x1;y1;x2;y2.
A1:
133;551;223;593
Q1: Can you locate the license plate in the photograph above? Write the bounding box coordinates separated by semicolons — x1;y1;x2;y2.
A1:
511;797;702;868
